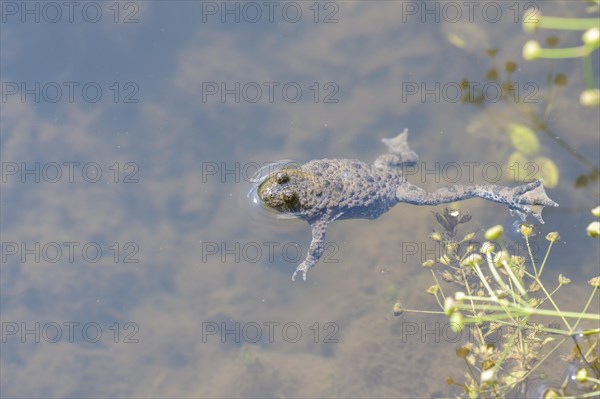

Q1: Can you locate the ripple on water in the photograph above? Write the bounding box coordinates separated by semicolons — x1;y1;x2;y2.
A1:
246;160;302;220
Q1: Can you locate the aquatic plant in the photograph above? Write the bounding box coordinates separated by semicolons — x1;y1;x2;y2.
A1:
459;1;600;193
398;207;600;398
522;1;600;107
460;47;600;193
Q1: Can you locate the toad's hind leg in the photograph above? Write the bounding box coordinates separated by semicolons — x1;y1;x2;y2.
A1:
396;180;558;223
374;129;419;169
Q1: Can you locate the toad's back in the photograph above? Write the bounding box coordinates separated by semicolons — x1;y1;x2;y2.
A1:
300;158;401;221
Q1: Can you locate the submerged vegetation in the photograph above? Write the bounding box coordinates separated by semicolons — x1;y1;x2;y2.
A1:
460;48;599;193
522;1;600;107
458;0;600;194
398;207;600;398
395;3;599;397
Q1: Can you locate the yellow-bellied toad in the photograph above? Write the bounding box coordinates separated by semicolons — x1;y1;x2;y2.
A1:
254;130;558;281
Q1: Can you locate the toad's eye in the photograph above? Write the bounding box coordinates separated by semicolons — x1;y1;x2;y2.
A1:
276;172;289;184
282;191;297;204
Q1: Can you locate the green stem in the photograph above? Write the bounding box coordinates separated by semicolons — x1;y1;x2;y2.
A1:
583;54;597;89
538;45;594;59
565;390;600;398
492;326;519;382
429;269;445;310
486;252;509;290
538;240;555;277
457;302;600;321
519;335;571;384
537;17;600;31
580;328;600;337
460;268;477;316
473;262;496;299
401;308;447;315
525;236;538;276
430;269;446;299
533;274;573;330
572;287;600;332
536;283;563;312
501;259;528;299
538;326;578;336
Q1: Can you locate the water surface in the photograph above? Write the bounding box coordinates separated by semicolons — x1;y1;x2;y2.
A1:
1;1;599;397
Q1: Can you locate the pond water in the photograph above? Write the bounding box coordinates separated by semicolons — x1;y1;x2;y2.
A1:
1;1;598;397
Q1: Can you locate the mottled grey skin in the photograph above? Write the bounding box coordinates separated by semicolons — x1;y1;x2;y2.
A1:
255;130;558;281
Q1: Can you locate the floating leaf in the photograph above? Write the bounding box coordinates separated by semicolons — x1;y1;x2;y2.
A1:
505;152;531;182
507;123;540;156
533;156;559;188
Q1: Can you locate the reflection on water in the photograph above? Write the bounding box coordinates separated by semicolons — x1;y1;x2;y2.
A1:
1;1;598;397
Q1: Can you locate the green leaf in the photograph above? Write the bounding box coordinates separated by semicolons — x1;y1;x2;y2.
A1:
505;152;530;182
507;123;540;157
533;156;559;188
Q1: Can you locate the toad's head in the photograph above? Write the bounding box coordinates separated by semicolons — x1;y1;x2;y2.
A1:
256;168;322;216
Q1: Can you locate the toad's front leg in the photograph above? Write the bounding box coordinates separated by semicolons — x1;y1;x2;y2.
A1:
292;217;331;281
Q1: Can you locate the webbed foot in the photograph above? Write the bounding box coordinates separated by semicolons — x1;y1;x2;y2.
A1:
375;129;419;169
292;261;311;281
507;180;558;224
